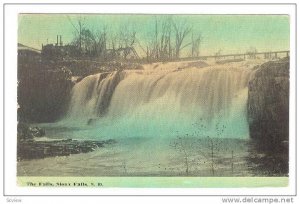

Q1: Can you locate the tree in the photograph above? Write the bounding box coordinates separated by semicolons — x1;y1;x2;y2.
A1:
68;17;111;59
81;28;96;55
145;16;174;61
67;15;86;51
93;25;108;58
156;16;173;60
118;24;136;48
191;33;202;57
172;18;192;58
170;134;194;176
115;24;137;59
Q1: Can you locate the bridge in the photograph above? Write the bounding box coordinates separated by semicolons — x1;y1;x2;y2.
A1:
154;50;290;64
199;50;290;61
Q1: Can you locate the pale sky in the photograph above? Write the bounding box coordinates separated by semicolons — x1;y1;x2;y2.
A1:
18;14;290;56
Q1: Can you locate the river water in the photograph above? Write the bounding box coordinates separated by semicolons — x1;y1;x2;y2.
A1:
17;60;287;177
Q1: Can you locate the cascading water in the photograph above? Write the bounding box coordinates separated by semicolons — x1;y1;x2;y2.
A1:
64;61;256;139
67;71;124;118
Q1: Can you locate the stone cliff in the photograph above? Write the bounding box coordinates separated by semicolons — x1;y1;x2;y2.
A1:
248;58;289;152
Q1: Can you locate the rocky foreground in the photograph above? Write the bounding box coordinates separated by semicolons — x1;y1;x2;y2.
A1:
17;123;116;161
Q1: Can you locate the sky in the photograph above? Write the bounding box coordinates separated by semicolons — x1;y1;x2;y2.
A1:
18;14;290;56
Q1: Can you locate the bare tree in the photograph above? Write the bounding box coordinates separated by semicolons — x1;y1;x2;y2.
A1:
118;24;136;48
170;134;194;176
116;24;137;59
67;15;86;51
191;33;202;57
157;16;173;60
81;28;96;55
144;16;175;61
93;25;108;58
172;18;192;58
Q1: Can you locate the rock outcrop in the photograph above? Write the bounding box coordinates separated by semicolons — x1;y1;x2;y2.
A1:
18;65;74;123
247;58;289;152
17;123;116;161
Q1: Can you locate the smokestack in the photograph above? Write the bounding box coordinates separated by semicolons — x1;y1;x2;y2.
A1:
60;35;62;46
56;35;59;46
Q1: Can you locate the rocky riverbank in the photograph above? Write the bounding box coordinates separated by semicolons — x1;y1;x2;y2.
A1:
17;123;116;161
247;58;289;174
248;58;289;149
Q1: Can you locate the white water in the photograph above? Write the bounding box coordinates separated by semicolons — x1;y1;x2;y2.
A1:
62;60;259;139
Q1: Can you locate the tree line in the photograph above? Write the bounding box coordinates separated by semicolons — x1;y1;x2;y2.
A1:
67;16;203;61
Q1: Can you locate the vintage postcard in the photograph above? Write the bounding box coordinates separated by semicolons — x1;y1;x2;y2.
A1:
2;3;297;199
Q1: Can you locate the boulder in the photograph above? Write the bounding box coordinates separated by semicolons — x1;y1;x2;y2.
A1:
17;123;46;141
28;126;45;137
247;58;289;152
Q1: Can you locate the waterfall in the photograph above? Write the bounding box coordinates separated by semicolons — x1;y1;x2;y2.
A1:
67;71;124;118
64;61;255;139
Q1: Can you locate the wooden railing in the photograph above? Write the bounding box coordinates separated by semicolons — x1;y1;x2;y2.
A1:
199;50;290;61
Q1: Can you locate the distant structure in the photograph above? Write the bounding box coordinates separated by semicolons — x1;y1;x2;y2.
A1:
41;35;79;61
18;43;41;63
41;35;139;62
